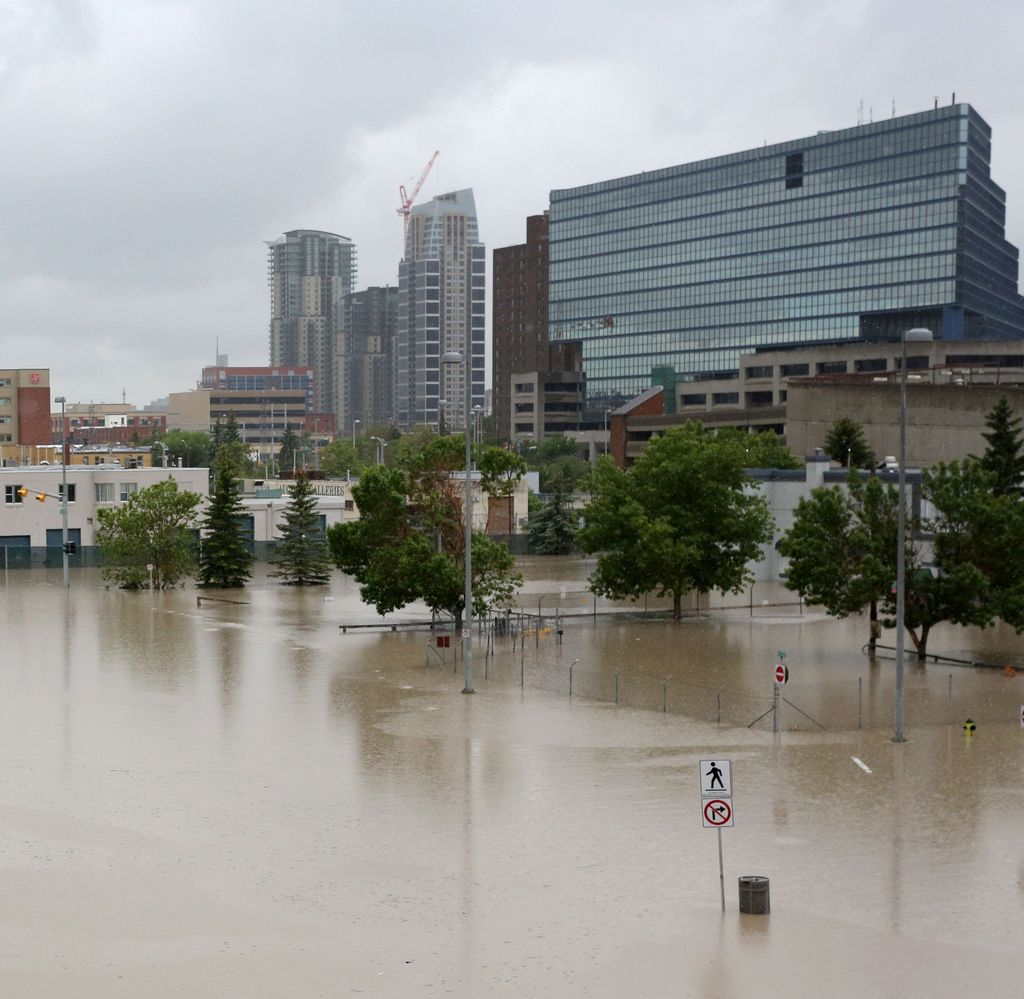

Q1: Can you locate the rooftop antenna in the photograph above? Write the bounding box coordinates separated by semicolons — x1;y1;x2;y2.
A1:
934;96;939;109
952;91;956;105
857;99;864;125
891;98;896;118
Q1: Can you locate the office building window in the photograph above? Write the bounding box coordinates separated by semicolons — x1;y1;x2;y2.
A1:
95;482;115;503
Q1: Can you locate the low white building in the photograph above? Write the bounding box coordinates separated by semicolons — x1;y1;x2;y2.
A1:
0;465;209;559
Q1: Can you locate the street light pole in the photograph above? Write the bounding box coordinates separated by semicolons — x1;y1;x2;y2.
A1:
352;419;361;447
894;327;933;743
55;395;69;588
443;349;474;694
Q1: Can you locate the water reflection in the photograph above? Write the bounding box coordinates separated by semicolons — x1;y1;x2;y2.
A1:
0;567;1021;997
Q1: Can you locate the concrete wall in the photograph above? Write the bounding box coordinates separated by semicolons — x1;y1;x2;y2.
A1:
785;382;1024;466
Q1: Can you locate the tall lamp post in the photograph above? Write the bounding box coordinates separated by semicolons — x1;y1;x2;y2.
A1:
54;395;69;589
442;349;474;694
893;327;933;743
352;418;361;447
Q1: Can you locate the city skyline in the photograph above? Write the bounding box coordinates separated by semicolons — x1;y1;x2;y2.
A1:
2;2;1023;407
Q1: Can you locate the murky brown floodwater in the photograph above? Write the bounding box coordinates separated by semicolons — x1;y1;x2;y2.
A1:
1;561;1022;997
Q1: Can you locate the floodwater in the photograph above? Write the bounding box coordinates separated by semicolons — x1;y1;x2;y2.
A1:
1;559;1022;998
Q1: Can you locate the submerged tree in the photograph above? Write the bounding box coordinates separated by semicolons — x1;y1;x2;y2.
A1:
269;473;332;585
478;445;527;542
198;460;254;588
778;472;899;649
577;423;774;619
96;479;203;589
528;483;577;555
327;457;520;628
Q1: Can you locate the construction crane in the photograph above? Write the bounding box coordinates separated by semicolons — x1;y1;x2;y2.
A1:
397;150;440;240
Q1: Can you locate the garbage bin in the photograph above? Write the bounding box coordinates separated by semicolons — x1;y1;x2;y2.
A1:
738;875;770;914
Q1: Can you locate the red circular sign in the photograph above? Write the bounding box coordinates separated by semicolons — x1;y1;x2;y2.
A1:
774;664;789;684
704;799;732;825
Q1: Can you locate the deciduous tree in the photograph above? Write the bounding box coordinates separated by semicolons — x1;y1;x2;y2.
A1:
327;457;520;627
478;446;527;541
96;479;203;589
576;424;774;619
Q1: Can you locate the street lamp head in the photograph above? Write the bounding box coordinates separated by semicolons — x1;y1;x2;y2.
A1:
904;327;934;343
54;396;66;405
442;350;464;365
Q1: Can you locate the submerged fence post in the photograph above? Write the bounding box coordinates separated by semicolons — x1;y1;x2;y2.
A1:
716;688;722;724
662;675;672;713
948;672;953;703
615;668;622;704
569;658;578;697
858;677;863;729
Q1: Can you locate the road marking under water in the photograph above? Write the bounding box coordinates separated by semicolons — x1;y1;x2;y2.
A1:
851;757;872;774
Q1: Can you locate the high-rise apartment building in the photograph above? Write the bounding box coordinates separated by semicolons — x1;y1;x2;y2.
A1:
267;229;356;421
396;190;485;429
340;286;398;430
492;213;550;441
548;103;1024;407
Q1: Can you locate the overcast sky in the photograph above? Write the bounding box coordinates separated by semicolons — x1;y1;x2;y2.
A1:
2;0;1022;408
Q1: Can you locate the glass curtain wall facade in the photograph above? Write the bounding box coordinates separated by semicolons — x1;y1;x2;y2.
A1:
548;104;1024;406
267;229;357;419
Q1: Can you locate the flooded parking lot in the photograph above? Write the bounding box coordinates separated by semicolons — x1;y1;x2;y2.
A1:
1;561;1022;997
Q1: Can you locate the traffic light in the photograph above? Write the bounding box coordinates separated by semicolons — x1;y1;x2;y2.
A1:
35;493;46;502
62;542;77;555
17;487;28;498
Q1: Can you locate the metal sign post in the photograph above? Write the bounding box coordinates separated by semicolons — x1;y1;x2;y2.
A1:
700;760;734;912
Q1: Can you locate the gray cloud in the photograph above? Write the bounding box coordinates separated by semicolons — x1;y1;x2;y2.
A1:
2;0;1023;406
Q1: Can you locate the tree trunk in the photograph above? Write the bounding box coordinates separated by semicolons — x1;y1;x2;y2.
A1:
868;600;880;652
673;592;682;621
914;624;930;662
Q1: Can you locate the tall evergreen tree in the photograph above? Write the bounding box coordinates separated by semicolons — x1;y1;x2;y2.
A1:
528;485;577;555
977;395;1024;497
270;473;332;585
824;417;874;469
199;462;254;588
277;426;301;476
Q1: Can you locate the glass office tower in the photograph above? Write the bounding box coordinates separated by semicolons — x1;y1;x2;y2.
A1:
548;103;1024;406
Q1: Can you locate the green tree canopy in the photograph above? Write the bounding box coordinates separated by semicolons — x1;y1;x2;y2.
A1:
269;473;332;585
778;472;899;647
781;460;1024;659
96;478;203;589
528;484;577;555
478;446;527;541
714;428;802;469
320;438;373;477
824;417;874;469
976;395;1024;498
276;426;302;476
161;430;214;468
327;458;520;628
198;461;254;588
576;423;774;619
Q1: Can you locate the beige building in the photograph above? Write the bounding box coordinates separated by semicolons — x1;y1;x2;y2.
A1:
607;339;1024;467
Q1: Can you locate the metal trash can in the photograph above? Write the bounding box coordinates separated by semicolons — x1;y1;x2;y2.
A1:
738;875;770;914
